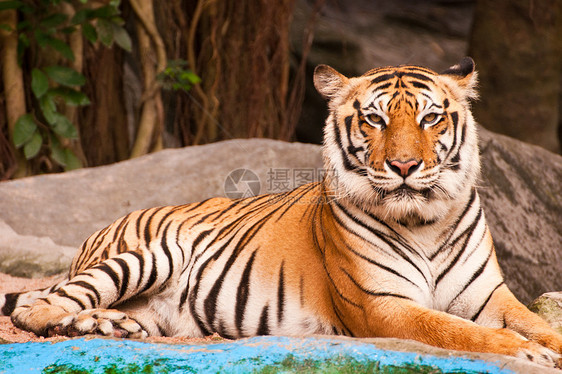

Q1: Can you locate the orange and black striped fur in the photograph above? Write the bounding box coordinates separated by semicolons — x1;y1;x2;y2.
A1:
2;58;561;367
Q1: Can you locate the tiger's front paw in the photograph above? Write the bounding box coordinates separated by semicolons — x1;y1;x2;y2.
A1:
11;302;71;337
517;341;561;368
46;309;148;339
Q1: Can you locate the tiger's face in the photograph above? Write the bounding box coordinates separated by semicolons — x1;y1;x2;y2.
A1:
315;58;480;225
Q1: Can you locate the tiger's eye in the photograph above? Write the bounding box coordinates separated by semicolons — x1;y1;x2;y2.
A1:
423;113;436;123
367;114;383;124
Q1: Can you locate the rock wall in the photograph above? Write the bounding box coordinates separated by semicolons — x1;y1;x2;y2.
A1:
0;132;560;303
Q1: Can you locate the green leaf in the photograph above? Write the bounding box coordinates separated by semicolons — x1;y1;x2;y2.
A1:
62;149;82;170
0;1;23;11
23;132;42;159
90;5;119;19
70;9;91;25
50;136;65;165
44;66;85;86
111;16;125;26
50;87;90;106
50;113;78;139
17;33;29;64
0;24;13;32
31;68;49;98
49;138;81;170
82;23;97;43
61;26;77;34
18;3;34;14
96;18;113;46
111;24;131;51
13;114;37;147
40;94;57;124
34;29;50;48
16;20;30;31
43;37;75;61
39;13;68;29
182;70;201;84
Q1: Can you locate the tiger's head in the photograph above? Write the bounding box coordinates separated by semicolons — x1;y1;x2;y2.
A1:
314;58;479;225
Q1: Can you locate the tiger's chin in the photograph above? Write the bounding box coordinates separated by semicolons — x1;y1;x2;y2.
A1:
367;185;450;226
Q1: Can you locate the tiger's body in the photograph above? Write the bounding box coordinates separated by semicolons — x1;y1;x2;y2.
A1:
2;58;561;367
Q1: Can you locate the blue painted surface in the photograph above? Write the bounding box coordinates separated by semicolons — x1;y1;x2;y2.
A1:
0;336;513;373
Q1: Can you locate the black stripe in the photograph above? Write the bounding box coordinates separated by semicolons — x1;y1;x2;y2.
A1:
204;200;283;328
144;208;164;245
188;239;232;336
434;209;483;286
213;199;247;221
333;117;361;173
403;72;435;83
257;304;270;335
235;249;258;336
155;206;183;235
446;111;459;160
452;247;494;301
428;189;477;260
112;257;130;301
160;221;175;286
334;203;428;284
139;252;158;294
374;82;391;91
330;293;354;337
323;259;363;309
67;280;101;306
55;288;86;309
191;229;213;252
410;81;430;90
112;213;132;242
217;319;236;340
127;251;145;289
95;262;121;292
345;241;419;288
342;268;412;300
117;223;130;254
135;209;151;240
1;293;19;315
179;284;189;312
277;261;285;324
447;120;467;170
371;73;395;85
470;282;504;322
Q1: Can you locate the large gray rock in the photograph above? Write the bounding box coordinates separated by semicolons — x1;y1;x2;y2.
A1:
0;139;322;276
0;134;560;304
477;127;562;304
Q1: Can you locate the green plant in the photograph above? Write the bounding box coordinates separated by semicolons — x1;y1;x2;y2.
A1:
157;59;201;92
2;0;132;171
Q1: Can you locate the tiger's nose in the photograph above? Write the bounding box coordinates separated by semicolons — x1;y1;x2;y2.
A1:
387;159;421;177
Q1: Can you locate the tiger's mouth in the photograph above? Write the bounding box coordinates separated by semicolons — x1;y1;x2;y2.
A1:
375;183;431;201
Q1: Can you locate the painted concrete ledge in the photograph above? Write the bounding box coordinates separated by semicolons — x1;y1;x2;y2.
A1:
0;335;556;373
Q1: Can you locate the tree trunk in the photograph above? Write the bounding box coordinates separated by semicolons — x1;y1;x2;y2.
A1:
0;7;28;177
468;0;562;154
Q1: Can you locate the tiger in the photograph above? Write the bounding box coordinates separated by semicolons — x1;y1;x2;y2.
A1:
1;57;561;367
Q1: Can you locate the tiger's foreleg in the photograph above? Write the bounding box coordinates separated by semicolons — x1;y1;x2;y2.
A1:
11;250;170;338
365;297;561;367
473;284;562;365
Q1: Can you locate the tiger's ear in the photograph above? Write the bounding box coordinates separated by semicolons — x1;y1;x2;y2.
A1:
440;57;478;100
314;64;349;101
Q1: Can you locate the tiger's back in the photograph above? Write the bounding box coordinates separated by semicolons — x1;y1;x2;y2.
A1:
2;58;562;368
68;183;339;338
